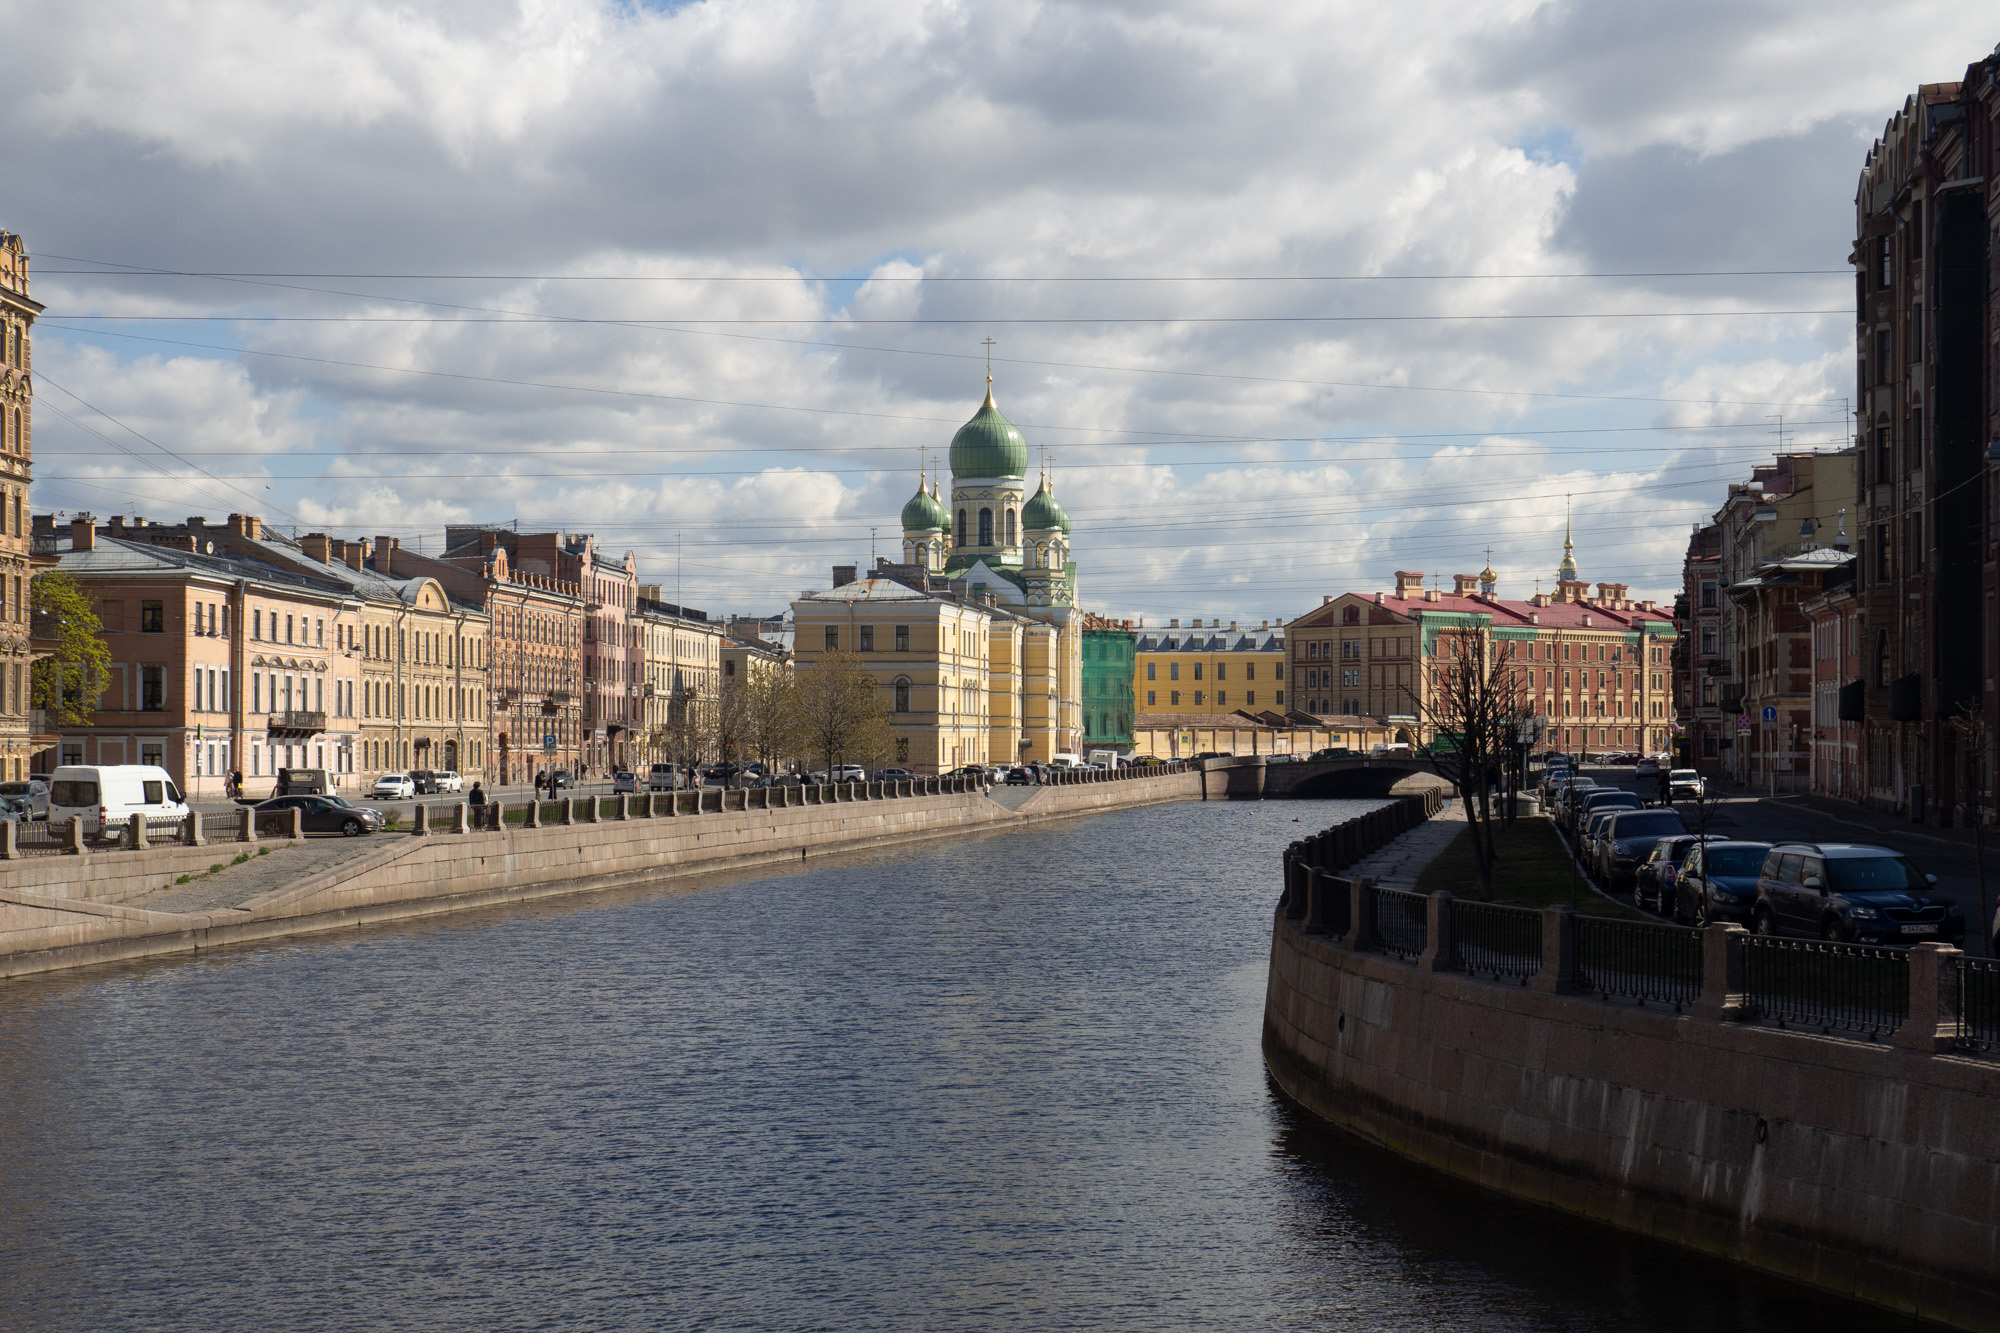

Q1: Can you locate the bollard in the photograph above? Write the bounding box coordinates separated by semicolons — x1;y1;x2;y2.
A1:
559;798;574;826
0;820;15;860
128;811;147;851
1694;923;1749;1021
1896;944;1967;1052
1531;905;1579;994
524;799;542;829
451;803;468;834
183;811;205;847
238;808;257;842
63;816;88;855
488;801;505;831
411;803;430;836
1418;891;1457;972
616;794;630;820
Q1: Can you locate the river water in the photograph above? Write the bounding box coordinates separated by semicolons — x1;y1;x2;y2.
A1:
0;800;1902;1330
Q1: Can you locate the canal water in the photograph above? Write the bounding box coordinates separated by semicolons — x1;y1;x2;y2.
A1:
0;800;1907;1330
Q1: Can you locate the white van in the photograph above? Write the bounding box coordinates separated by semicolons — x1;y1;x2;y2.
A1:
49;765;190;833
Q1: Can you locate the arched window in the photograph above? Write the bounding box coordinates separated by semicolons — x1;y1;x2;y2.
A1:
1006;509;1017;545
893;677;911;713
979;508;993;545
956;511;967;547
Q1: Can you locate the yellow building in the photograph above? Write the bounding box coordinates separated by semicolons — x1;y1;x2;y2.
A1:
1134;619;1286;716
792;570;997;772
636;591;724;768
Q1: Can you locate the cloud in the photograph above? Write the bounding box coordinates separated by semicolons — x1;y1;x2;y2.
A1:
7;0;1979;619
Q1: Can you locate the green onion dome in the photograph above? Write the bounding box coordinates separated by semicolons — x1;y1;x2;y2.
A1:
1022;478;1070;534
948;384;1029;480
901;482;947;532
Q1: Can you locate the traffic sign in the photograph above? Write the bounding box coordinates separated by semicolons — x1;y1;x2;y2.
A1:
1736;715;1752;733
1761;706;1778;723
543;734;557;752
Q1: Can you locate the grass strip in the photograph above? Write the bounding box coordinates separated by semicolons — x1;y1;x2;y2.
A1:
1415;815;1646;920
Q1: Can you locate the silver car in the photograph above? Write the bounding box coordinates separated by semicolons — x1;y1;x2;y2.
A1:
0;779;50;820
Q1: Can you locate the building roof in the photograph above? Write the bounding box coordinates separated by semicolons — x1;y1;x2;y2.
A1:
796;576;972;607
1135;629;1284;652
1296;588;1672;634
900;482;948;533
1022;477;1070;534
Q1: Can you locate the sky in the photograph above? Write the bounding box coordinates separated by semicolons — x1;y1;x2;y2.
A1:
6;0;1993;624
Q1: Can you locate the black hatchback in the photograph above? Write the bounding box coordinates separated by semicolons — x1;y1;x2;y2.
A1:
1751;842;1964;946
252;794;385;837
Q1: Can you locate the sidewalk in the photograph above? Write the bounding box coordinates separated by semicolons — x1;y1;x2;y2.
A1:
1343;797;1466;891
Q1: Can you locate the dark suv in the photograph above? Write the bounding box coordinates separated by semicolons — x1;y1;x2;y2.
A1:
1593;809;1687;893
1751;842;1963;945
1671;840;1773;927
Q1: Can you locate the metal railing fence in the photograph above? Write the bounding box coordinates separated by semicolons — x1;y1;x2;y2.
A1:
1741;936;1909;1039
1958;956;2000;1053
1455;900;1542;982
12;820;68;856
1371;885;1428;959
1575;916;1702;1008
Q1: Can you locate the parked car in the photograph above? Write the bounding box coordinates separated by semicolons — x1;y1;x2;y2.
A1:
1666;769;1706;801
1594;808;1689;891
647;763;692;791
253;794;385;838
1579;808;1628;870
1634;834;1702;913
1003;767;1035;786
612;770;639;794
1309;747;1357;760
874;767;918;782
49;765;190;834
274;767;334;797
1265;753;1301;765
0;796;31;823
432;770;464;793
409;770;443;795
1672;841;1774;927
0;778;50;820
1752;843;1963;945
370;772;417;800
1570;788;1641;838
544;770;572;791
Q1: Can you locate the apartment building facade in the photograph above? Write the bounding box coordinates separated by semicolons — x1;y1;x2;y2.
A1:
2;231;42;782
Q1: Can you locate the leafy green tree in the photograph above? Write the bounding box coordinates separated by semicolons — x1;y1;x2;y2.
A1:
31;569;111;726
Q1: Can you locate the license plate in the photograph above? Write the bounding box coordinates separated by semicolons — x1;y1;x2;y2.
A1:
1899;924;1937;935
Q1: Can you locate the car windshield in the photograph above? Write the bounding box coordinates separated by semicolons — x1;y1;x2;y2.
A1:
1670;770;1699;781
1614;813;1685;837
1706;847;1769;876
1827;856;1928;893
1587;794;1640;809
0;782;31;797
323;796;353;808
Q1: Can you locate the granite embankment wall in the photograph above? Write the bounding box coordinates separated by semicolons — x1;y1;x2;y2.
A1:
0;769;1201;980
1264;884;2000;1329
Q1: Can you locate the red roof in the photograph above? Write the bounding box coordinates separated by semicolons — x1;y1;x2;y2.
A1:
1302;590;1671;632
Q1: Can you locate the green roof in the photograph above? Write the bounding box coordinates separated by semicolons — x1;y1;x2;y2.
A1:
949;386;1029;479
1022;480;1070;533
900;484;947;532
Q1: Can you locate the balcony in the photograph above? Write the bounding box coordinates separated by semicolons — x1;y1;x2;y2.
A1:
267;710;328;738
30;708;57;743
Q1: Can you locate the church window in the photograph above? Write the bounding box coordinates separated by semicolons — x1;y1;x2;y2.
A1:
956;511;967;546
1006;509;1017;545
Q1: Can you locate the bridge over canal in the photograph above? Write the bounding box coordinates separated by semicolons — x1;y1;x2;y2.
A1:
1198;755;1447;800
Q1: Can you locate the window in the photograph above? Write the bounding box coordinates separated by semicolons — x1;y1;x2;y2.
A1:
1308;641;1319;659
1169;663;1179;681
1874;329;1891;386
895;624;909;652
1699;581;1716;610
1217;691;1226;706
1877;235;1892;290
316;618;324;646
140;665;166;711
1246;663;1255;680
893;677;911;712
859;625;875;652
1874;524;1891;582
1276;690;1285;705
1246;691;1255;706
1216;663;1227;681
1147;691;1156;705
1171;691;1180;706
979;508;993;545
1193;663;1203;680
956;511;966;546
1006;509;1017;545
1342;606;1358;625
825;627;840;651
141;600;164;633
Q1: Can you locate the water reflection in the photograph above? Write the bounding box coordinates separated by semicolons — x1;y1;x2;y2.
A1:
0;800;1917;1330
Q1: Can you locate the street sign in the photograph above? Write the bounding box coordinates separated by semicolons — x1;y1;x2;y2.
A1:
543;734;557;752
1761;705;1778;722
1736;715;1753;733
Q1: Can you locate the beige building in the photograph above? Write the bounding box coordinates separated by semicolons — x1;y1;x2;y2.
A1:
3;231;43;782
636;591;724;769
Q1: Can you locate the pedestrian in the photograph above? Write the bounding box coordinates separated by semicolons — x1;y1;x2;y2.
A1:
468;780;486;807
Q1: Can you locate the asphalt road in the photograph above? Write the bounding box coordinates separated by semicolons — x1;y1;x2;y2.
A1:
1565;765;1998;953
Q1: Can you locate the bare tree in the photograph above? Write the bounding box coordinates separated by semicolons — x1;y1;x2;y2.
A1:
666;677;719;773
740;664;800;776
792;651;894;778
1405;631;1532;901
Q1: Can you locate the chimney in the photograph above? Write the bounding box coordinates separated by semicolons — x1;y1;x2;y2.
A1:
1322;596;1332;605
832;565;857;588
1424;587;1441;602
1394;570;1424;598
71;517;95;552
186;516;208;531
301;533;332;564
375;536;397;575
1169;618;1179;628
1452;574;1479;596
109;516;126;532
226;513;262;540
344;539;369;572
1229;621;1238;631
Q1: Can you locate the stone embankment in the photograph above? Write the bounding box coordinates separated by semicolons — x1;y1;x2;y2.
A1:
1264;810;2000;1331
0;767;1201;980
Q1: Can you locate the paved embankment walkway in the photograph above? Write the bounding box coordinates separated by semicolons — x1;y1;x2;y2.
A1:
1341;796;1464;890
124;839;386;915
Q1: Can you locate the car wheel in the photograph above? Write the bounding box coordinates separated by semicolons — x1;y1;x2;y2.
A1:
1694;899;1712;929
342;818;365;837
1753;909;1776;937
1821;918;1847;943
1673;897;1690;926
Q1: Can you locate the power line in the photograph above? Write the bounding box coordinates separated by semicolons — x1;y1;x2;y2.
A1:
49;309;1850;325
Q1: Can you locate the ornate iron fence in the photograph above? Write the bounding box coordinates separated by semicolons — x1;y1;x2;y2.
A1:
1575;916;1703;1008
13;819;68;856
1959;956;2000;1053
1371;885;1427;959
1455;900;1542;982
1741;935;1908;1039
